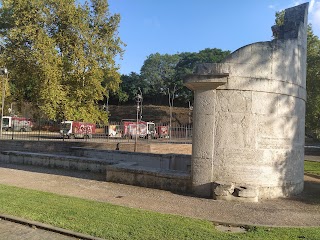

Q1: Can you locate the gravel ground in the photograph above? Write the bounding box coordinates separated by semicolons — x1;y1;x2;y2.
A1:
0;163;319;227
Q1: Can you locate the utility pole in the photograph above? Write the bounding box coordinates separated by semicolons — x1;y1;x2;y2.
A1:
134;92;142;152
138;88;143;120
168;84;176;140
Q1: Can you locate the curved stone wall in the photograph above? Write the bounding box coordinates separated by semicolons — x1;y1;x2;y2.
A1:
185;3;309;200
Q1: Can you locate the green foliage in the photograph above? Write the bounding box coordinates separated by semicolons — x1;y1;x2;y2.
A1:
120;72;145;102
141;53;180;100
176;48;231;80
305;27;320;134
0;184;320;239
174;48;230;103
0;0;124;123
275;11;285;26
117;48;230;106
275;11;320;136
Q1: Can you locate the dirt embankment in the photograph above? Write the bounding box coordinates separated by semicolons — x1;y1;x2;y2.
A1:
108;105;192;125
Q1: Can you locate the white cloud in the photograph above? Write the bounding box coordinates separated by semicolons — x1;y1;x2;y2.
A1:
309;0;315;12
268;5;275;9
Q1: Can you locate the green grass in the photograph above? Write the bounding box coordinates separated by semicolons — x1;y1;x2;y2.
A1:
305;160;320;176
0;184;319;239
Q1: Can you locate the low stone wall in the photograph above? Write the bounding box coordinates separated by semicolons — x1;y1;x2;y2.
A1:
0;140;150;154
0;151;117;173
0;146;192;194
305;145;320;156
106;163;191;193
70;147;191;172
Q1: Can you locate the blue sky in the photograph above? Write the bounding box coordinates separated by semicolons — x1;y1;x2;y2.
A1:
91;1;320;75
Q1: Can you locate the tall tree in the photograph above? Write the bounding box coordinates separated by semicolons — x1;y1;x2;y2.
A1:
305;27;320;134
119;72;148;103
140;53;180;104
0;0;123;123
174;48;231;104
130;48;230;106
274;10;320;136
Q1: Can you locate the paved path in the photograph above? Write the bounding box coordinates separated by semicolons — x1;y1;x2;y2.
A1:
0;163;319;229
0;219;76;240
305;155;320;162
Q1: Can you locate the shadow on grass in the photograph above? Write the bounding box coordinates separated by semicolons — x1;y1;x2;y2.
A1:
288;177;320;205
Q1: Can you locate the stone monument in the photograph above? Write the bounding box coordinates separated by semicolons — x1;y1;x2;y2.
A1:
184;3;308;201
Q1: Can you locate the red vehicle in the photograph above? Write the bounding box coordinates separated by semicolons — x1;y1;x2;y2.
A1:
1;116;33;132
121;119;157;139
60;121;96;139
157;125;169;138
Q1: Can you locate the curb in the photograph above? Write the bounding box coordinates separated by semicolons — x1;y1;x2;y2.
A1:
0;213;105;240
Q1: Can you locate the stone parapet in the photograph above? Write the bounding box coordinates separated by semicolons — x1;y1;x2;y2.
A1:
106;163;191;193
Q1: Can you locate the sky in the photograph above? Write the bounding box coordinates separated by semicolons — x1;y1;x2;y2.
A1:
97;1;320;75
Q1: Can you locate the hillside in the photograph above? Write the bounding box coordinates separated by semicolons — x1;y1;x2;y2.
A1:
108;105;192;125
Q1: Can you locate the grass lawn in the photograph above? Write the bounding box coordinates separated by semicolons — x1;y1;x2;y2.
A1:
0;184;319;240
305;160;320;176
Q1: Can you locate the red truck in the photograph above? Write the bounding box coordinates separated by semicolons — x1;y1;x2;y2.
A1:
60;121;95;139
121;119;157;139
1;116;33;132
157;125;169;138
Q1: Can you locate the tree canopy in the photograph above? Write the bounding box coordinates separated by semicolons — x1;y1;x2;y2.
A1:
305;26;320;134
0;0;124;123
275;10;320;136
114;48;230;106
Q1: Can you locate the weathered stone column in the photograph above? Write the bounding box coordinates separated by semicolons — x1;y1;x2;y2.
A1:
184;70;228;197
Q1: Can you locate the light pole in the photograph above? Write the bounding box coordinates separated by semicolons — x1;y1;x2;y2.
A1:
138;88;143;120
0;68;8;139
134;92;142;152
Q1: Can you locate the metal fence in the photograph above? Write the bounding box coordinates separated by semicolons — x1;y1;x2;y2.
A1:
0;119;192;144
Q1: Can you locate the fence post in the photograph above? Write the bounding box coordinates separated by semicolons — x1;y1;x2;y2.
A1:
11;122;14;140
38;117;40;141
107;125;109;142
85;125;88;142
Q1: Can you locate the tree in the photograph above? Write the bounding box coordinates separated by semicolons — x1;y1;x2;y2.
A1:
274;11;320;136
0;0;124;123
305;27;320;135
140;53;180;104
174;48;231;104
139;49;231;106
119;72;147;103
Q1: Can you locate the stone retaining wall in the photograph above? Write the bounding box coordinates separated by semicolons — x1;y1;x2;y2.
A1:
0;140;192;155
106;163;191;193
0;144;192;194
0;151;116;173
70;147;191;172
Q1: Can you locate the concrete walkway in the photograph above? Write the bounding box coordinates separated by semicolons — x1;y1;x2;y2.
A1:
0;163;319;229
305;155;320;162
0;219;76;240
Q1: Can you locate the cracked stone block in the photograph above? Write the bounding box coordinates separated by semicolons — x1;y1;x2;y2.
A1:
236;186;259;198
213;182;235;197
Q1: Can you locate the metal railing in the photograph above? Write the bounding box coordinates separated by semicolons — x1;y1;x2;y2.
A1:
0;119;192;144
